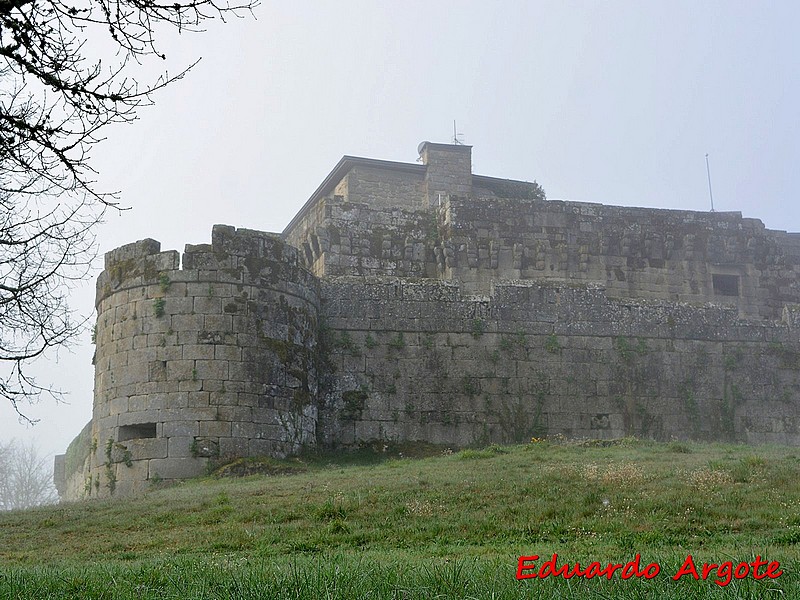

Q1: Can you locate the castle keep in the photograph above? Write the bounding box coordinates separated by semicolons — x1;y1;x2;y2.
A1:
56;142;800;499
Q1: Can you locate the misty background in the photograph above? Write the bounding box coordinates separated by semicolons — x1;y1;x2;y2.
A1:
2;1;798;467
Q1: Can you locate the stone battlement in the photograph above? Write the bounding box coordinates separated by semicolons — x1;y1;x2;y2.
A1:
57;143;800;500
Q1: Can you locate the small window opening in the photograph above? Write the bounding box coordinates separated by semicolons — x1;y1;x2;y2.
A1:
712;274;740;297
118;423;157;441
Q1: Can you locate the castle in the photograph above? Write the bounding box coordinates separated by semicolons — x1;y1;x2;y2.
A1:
55;142;800;499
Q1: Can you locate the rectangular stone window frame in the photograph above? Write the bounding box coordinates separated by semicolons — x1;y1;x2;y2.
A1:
712;273;740;297
118;422;157;441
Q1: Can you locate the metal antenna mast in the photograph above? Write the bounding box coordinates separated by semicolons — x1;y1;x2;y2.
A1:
705;153;715;212
452;120;464;145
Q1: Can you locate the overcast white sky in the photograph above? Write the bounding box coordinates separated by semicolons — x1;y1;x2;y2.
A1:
3;1;799;463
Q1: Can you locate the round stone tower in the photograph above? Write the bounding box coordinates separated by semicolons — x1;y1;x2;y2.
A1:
88;225;319;497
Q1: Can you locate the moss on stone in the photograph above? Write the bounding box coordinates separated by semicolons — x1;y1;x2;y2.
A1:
106;257;159;285
107;258;136;285
340;390;368;421
64;422;93;479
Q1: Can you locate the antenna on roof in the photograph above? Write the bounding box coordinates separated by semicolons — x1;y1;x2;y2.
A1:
452;120;464;145
705;153;715;212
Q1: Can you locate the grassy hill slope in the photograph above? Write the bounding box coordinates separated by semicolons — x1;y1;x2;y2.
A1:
2;439;799;598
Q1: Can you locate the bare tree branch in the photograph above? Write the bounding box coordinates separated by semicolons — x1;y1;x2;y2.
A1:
0;0;257;412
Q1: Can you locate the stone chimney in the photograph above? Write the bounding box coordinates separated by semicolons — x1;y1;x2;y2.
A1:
418;141;472;206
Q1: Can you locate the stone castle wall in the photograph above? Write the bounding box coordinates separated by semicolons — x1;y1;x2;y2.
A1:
56;142;800;500
320;277;800;449
82;226;319;497
59;219;800;499
281;142;800;320
285;192;800;319
438;196;800;317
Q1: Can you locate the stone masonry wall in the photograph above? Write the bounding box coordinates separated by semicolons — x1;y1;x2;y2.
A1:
438;196;800;317
283;196;329;278
281;140;800;321
58;219;800;500
319;277;800;449
285;197;442;279
335;165;427;212
284;191;800;320
420;142;472;204
82;226;319;498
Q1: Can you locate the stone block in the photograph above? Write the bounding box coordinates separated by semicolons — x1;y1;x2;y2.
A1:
209;391;239;406
140;317;170;335
249;439;277;456
199;420;232;437
178;330;199;345
231;421;257;438
179;380;204;392
219;437;249;458
201;379;227;393
114;460;150;482
188;391;211;407
195;359;229;380
163;407;216;421
118;409;161;427
168;436;196;458
182;344;216;360
164;392;189;409
110;396;129;415
214;345;242;361
204;314;233;331
149;458;205;480
162;420;199;437
127;438;168;460
193;296;222;314
109;351;128;371
217;406;252;422
166;359;195;382
162;297;194;315
170;314;205;331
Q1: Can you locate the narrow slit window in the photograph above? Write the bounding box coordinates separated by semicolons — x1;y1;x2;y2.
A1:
712;274;740;297
118;423;157;441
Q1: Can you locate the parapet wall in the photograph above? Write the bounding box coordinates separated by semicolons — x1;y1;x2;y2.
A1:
82;225;319;497
439;196;799;317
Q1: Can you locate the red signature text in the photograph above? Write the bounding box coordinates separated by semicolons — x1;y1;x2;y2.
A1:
516;553;783;586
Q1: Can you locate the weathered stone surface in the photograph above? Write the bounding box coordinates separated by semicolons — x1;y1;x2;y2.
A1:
148;458;205;480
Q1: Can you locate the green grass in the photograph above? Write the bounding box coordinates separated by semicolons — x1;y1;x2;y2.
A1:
2;439;800;598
